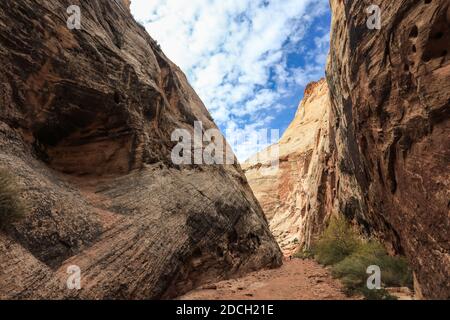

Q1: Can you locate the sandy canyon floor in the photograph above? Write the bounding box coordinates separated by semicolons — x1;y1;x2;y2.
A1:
179;259;352;300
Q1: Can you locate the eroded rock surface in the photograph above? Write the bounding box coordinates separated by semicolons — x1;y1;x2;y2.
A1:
244;0;449;299
243;80;333;256
327;0;450;299
0;0;281;299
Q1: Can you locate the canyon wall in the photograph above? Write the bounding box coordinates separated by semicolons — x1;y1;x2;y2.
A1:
0;0;281;299
244;0;449;299
327;0;449;299
243;80;333;256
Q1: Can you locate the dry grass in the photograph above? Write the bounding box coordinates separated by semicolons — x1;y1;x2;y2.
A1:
0;169;26;228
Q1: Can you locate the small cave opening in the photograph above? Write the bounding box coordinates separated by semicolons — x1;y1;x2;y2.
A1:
421;11;450;62
409;25;419;38
30;84;135;177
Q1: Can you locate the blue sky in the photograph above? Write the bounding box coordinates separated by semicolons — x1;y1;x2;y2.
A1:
131;0;331;161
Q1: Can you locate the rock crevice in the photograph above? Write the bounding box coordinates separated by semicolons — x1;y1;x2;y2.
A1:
244;79;333;256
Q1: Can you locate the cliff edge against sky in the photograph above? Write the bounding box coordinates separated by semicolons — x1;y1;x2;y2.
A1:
0;0;282;299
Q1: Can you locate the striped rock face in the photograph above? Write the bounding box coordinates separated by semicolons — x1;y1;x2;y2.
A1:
0;0;281;299
243;79;333;257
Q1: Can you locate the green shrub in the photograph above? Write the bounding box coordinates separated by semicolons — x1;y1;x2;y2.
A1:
293;247;315;260
314;215;360;266
331;241;412;295
0;169;26;228
331;241;384;295
312;216;413;300
374;252;412;288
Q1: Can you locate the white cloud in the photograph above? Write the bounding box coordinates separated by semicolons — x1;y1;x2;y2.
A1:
131;0;329;161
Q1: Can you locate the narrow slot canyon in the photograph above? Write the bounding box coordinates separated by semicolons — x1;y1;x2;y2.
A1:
0;0;448;302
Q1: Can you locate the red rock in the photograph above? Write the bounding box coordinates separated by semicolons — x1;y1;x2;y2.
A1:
326;0;450;299
0;0;281;299
243;79;333;256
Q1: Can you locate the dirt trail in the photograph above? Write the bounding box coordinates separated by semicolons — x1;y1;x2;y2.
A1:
180;259;353;300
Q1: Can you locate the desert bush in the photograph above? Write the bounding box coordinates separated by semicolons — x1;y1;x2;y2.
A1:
293;247;315;260
372;251;412;288
312;216;412;300
331;242;384;294
0;169;26;228
314;215;360;266
331;241;411;299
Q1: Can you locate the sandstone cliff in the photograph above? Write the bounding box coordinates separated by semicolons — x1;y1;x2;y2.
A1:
244;0;449;299
243;79;333;256
0;0;281;299
326;0;449;299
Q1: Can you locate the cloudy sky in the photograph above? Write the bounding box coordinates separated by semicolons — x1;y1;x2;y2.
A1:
131;0;331;161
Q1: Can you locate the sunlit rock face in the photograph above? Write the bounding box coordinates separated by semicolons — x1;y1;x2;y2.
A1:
243;79;333;256
123;0;131;10
327;0;450;299
0;0;281;299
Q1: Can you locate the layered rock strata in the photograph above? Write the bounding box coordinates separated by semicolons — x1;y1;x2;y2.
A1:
243;79;333;255
0;0;282;299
